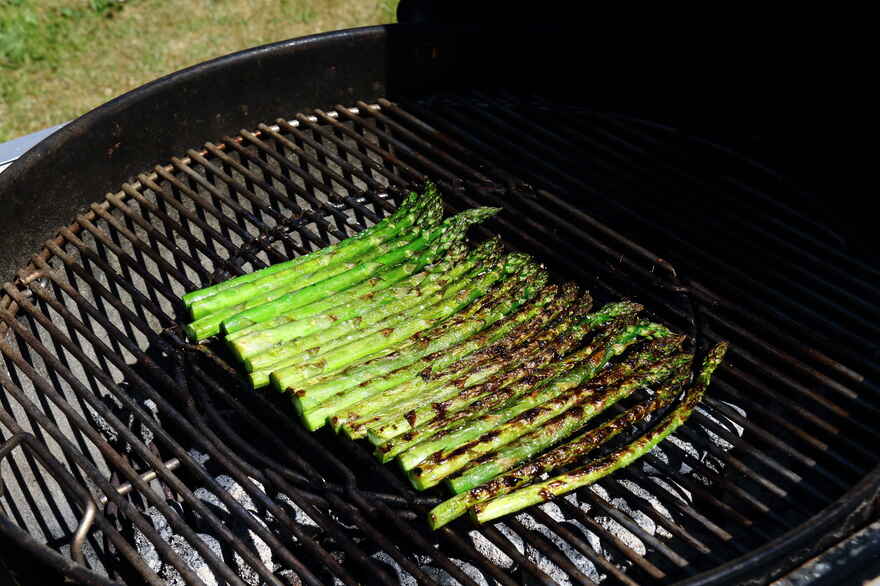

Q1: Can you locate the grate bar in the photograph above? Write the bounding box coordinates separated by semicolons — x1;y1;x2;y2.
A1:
1;286;288;586
508;515;598;585
529;506;643;586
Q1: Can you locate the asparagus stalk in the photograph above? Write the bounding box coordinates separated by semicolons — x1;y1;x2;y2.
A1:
447;357;693;493
189;190;442;319
391;315;673;471
224;241;472;343
429;355;694;528
298;279;556;427
297;264;543;430
182;187;431;308
364;297;608;443
185;233;413;341
270;251;522;394
220;207;500;335
345;302;592;440
371;325;613;463
467;342;729;525
246;255;501;388
236;241;499;367
379;335;682;465
291;262;548;408
406;320;674;490
426;285;589;380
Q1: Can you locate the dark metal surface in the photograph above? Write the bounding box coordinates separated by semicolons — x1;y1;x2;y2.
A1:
1;90;878;585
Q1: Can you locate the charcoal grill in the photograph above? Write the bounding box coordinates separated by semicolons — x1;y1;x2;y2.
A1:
1;21;879;586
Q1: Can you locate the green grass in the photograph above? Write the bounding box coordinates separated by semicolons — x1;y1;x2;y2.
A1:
0;0;399;142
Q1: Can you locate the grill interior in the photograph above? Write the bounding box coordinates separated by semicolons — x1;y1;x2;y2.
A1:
1;91;878;586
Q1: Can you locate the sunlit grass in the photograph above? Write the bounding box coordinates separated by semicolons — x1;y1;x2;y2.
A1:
0;0;398;141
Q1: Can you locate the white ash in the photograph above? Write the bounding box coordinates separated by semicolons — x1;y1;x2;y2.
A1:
414;554;492;586
275;493;320;528
193;486;227;513
468;527;514;569
644;473;694;505
132;475;277;586
83;397;121;443
531;553;573;586
520;506;602;584
137;398;159;448
371;551;418;585
616;479;674;539
215;475;276;584
496;522;525;558
450;558;492;586
609;494;660;540
276;569;305;586
663;437;700;475
695;405;744;451
188;448;210;465
193;534;223;586
590;485;646;556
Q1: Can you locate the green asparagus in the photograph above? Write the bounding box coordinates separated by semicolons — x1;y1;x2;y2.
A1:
182;187;431;308
224;241;472;343
246;255;501;388
447;357;693;493
271;252;523;397
391;317;674;471
185;233;414;341
238;241;500;368
407;320;674;489
297;279;556;428
429;356;692;528
364;299;615;443
188;191;441;320
219;207;498;335
467;342;729;525
348;303;593;441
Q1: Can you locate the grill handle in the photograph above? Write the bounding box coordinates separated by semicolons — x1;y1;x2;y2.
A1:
71;458;181;566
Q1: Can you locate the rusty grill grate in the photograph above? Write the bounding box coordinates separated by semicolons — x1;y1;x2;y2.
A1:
1;93;879;586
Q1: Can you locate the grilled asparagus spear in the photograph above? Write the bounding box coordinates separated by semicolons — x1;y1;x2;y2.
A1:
246;253;503;388
344;302;593;440
182;187;433;308
380;334;683;467
466;342;728;525
239;242;499;369
224;241;472;347
185;233;417;341
428;357;697;528
447;358;693;493
297;279;557;429
363;296;616;442
220;207;500;335
271;252;525;398
407;320;673;490
188;191;442;320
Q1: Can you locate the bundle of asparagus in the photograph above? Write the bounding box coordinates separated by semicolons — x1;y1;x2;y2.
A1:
181;183;728;529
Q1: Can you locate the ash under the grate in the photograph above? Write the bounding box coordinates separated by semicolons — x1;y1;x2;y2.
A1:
117;401;744;586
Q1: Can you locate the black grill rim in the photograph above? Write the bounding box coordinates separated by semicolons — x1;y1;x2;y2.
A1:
1;23;878;585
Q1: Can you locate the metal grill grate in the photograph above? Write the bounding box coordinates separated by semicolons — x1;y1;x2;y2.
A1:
1;93;878;585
